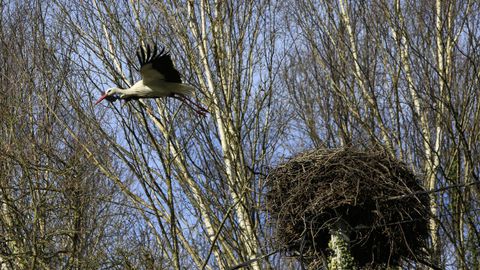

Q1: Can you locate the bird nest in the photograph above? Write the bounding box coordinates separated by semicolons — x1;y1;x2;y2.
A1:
266;148;430;268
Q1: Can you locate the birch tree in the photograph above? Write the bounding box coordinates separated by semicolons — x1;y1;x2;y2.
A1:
284;0;480;268
2;0;478;269
51;0;285;268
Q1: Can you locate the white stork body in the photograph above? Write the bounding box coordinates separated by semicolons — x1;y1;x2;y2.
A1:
108;79;194;99
95;44;207;115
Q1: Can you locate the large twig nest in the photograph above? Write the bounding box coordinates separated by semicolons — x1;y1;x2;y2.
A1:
266;148;430;268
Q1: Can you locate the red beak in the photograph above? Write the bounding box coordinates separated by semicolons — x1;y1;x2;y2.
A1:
95;94;108;105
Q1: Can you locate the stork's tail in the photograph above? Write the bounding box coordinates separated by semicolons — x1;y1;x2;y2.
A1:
173;84;195;96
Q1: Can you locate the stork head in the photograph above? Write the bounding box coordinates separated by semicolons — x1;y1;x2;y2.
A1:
95;88;119;105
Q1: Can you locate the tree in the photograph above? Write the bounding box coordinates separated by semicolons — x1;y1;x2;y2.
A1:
1;0;478;269
1;1;146;269
50;0;286;268
283;0;480;268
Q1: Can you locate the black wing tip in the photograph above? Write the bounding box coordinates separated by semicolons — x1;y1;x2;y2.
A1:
136;48;143;66
137;43;169;66
136;42;182;83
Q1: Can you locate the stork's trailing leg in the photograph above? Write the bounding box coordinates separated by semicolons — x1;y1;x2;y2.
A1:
172;94;209;116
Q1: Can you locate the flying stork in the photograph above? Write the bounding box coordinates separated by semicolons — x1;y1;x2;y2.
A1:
95;44;208;116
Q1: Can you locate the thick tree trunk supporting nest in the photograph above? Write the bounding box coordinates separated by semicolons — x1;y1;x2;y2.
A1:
266;148;430;268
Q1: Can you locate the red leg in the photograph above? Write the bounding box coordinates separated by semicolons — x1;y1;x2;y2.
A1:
172;94;209;116
181;95;209;114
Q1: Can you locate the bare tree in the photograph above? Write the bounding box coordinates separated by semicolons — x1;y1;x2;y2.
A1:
283;0;480;268
1;1;147;269
47;0;287;269
2;0;477;269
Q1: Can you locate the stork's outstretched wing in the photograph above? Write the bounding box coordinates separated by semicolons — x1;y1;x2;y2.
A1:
137;44;182;84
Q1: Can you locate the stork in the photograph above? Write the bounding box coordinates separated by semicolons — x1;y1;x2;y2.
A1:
95;44;208;116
